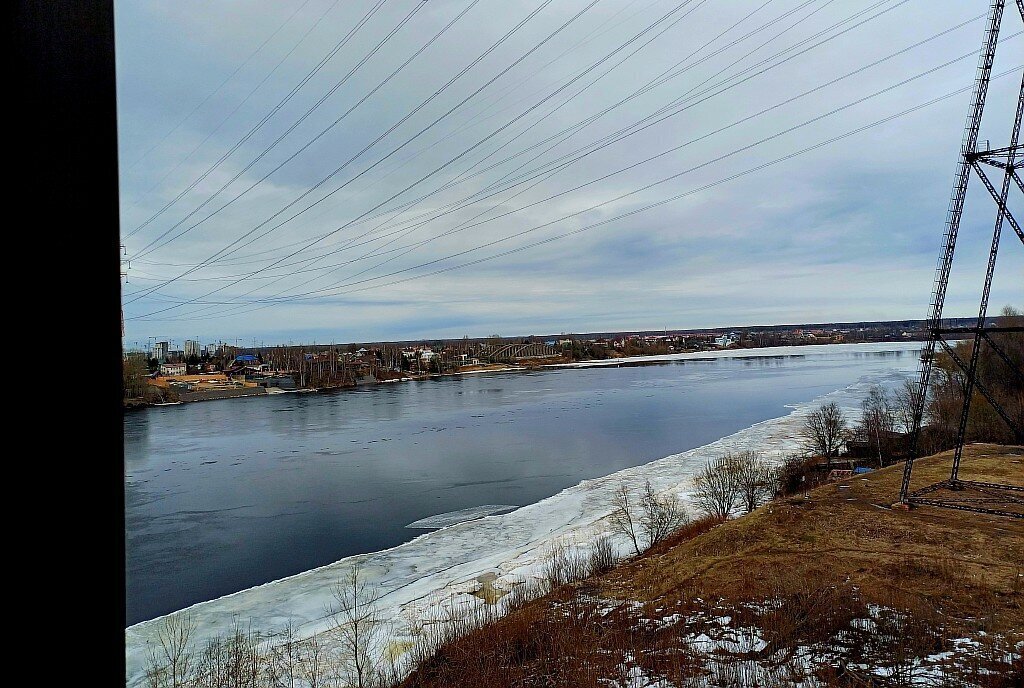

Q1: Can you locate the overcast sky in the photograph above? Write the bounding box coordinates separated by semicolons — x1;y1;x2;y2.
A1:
116;0;1023;347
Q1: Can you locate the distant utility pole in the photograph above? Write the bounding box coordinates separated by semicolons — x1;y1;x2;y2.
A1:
120;244;127;338
898;0;1023;518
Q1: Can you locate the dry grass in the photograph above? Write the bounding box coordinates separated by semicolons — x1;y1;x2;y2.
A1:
607;443;1023;634
400;445;1024;687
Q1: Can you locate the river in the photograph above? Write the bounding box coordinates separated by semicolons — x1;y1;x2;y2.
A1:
124;341;920;626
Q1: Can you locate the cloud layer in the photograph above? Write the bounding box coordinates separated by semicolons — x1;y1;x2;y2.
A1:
116;0;1023;345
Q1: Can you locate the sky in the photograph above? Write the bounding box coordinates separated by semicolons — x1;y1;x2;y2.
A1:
115;0;1023;348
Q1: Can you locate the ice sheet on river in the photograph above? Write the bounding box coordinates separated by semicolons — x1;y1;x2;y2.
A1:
125;342;921;686
406;505;520;529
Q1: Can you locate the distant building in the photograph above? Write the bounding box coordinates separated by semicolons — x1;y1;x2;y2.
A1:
184;340;201;359
159;362;186;376
205;343;218;357
153;341;169;362
714;334;734;347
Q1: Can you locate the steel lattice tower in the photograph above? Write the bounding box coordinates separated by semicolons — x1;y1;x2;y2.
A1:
897;0;1024;518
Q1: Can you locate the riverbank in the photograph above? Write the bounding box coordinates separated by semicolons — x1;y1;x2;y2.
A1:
124;349;912;685
400;444;1024;687
125;342;921;411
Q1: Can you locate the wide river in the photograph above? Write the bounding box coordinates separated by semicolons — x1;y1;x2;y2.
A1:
124;342;919;626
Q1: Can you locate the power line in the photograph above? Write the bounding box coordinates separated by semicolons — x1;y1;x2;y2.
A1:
121;0;343;229
123;0;896;309
133;0;737;269
247;0;829;285
129;0;430;258
300;14;994;294
163;66;1019;321
202;51;1024;311
149;0;872;279
152;0;913;303
126;0;564;274
125;0;389;239
125;0;608;303
121;0;315;175
135;68;1019;322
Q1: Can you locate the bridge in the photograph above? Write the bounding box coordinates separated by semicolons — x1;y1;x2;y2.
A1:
478;342;561;363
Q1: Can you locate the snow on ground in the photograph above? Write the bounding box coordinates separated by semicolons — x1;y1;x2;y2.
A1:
125;341;921;686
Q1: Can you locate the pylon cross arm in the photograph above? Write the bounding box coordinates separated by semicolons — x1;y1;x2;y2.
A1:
972;161;1024;243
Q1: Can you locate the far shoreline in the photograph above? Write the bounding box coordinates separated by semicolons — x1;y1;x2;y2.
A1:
125;340;925;412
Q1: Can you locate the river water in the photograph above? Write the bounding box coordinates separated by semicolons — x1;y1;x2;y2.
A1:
124;342;919;626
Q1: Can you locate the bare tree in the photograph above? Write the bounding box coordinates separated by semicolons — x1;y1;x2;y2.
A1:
639;480;689;546
730;451;775;513
892;379;921;435
609;484;643;555
145;613;195;688
856;385;897;464
803;402;848;461
191;620;267;688
296;632;330;688
266;621;301;688
692;455;740;519
329;563;384;688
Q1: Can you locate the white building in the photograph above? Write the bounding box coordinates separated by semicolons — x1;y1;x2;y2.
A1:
184;340;201;359
714;333;738;348
153;341;169;362
205;343;218;357
159;362;186;377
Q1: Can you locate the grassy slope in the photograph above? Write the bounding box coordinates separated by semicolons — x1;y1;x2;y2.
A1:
402;445;1024;687
607;444;1023;633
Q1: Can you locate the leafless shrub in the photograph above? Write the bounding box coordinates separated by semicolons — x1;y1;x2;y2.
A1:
692;455;739;520
328;563;385;688
145;613;195;688
803;401;848;460
892;379;921;435
611;481;689;554
587;534;617;575
541;541;578;589
640;480;689;547
774;453;822;497
501;576;547;612
729;451;775;513
192;619;269;688
295;632;331;688
610;483;643;555
265;620;301;688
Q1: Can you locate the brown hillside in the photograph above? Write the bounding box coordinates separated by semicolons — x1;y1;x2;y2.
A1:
607;443;1024;629
402;445;1024;687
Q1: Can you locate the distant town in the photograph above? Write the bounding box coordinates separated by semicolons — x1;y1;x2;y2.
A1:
122;316;991;408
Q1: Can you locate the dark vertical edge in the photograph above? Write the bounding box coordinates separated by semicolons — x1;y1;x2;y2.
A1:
16;0;124;681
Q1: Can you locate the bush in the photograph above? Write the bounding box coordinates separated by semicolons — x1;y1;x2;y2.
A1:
610;481;689;555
